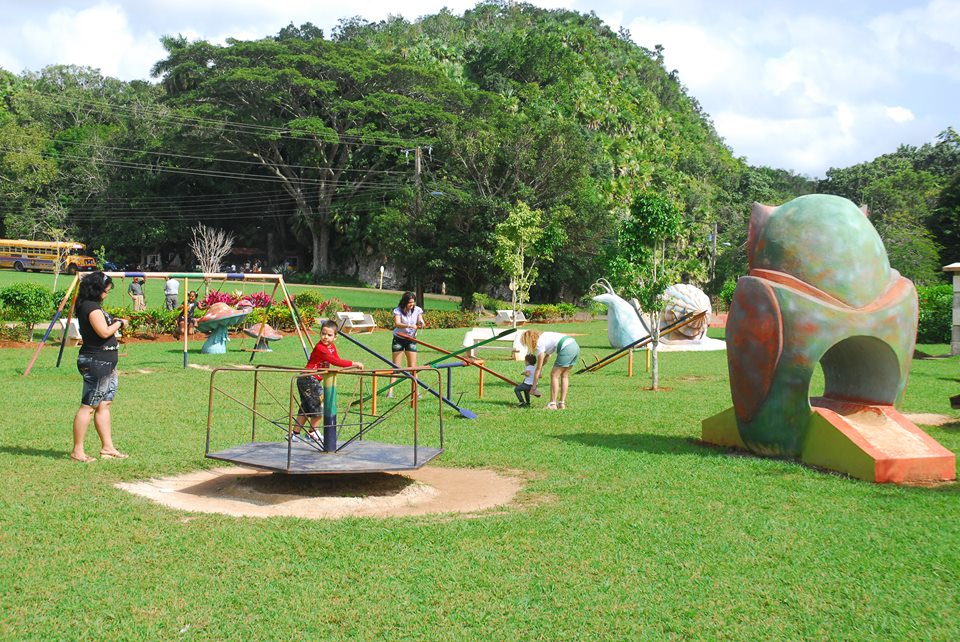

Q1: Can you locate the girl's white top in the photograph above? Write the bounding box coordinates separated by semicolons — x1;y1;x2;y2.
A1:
393;305;423;337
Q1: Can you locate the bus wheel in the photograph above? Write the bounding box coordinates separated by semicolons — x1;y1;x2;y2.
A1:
14;261;24;272
67;265;77;275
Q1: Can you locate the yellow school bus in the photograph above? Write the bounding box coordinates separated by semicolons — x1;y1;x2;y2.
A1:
0;239;97;274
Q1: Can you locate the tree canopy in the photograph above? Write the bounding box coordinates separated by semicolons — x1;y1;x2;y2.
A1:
0;2;956;303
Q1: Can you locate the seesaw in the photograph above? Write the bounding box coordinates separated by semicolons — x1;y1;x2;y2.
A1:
577;310;706;374
334;326;478;419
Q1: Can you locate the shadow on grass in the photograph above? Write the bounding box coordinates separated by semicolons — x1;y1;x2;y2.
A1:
556;432;721;457
0;445;68;460
179;471;416;506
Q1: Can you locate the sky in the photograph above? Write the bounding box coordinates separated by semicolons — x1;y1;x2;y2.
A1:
0;0;957;178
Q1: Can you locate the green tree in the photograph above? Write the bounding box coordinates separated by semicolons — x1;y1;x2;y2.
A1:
493;201;564;326
608;193;683;390
152;30;464;276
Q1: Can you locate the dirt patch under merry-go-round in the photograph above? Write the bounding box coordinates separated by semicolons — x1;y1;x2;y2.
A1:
117;466;525;519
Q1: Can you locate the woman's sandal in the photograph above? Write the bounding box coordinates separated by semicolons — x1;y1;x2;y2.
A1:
558;401;566;410
546;401;558;410
70;453;96;463
99;450;129;459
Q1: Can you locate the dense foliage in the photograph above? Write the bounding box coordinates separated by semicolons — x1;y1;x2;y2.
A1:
0;2;957;305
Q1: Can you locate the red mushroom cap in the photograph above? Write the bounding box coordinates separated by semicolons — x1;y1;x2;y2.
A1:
243;322;282;341
197;302;250;332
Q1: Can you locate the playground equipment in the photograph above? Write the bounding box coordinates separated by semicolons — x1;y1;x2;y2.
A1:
407;333;520;398
660;284;711;343
494;309;527;327
577;310;706;374
23;271;311;376
197;302;250;354
205;365;444;474
462;327;526;359
333;326;479;419
591;279;648;349
591;278;714;350
242;322;282;352
335;311;376;334
702;194;955;483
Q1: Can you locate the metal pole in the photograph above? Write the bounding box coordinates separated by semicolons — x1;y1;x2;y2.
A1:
252;367;259;442
277;276;311;359
182;277;190;368
322;373;337;452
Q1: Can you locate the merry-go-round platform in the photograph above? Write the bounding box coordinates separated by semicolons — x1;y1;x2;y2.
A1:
206;439;444;475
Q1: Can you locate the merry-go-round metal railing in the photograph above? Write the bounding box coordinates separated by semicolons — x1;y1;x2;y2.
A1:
204;364;445;474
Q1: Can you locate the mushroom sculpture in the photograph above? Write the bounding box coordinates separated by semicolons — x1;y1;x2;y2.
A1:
243;322;282;352
197;302;251;354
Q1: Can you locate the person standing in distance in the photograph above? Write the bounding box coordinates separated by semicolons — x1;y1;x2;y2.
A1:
127;277;145;312
164;275;180;311
388;291;425;398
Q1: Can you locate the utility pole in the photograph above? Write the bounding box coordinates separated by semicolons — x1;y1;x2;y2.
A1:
710;221;717;283
414;146;425;308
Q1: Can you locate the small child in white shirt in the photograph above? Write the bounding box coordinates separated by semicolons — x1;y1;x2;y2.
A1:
514;354;539;406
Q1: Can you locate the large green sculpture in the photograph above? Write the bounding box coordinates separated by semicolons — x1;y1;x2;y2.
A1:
703;194;955;483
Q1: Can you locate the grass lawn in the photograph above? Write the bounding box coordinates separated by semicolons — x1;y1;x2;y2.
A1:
0;270;462;312
1;319;959;639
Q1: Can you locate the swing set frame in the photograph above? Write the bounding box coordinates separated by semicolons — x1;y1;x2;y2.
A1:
23;271;313;377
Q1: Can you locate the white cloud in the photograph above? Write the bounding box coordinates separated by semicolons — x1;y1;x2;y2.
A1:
625;17;741;92
715;99;927;175
870;0;960;80
16;2;165;79
885;106;914;123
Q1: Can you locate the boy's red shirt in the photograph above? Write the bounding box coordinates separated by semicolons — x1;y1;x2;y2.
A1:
305;341;353;379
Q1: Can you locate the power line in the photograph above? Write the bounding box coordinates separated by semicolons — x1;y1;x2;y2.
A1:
38;93;442;149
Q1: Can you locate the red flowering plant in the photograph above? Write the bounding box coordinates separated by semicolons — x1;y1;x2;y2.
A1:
317;297;351;316
246;291;273;308
198;290;273;310
199;291;236;309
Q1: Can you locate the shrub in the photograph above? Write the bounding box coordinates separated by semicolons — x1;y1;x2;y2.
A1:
916;284;952;344
249;306;294;331
524;304;577;322
317;297;351;317
293;291;326;309
0;282;55;338
471;293;509;313
424;310;478;329
719;279;737;307
108;307;179;338
370;308;478;330
555;303;577;319
371;309;394;329
0;324;29;342
245;291;273;308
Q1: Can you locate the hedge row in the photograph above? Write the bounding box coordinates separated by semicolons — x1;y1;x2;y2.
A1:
4;279;950;344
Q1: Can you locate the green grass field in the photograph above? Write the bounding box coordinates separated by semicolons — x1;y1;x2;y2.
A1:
0;270;462;312
1;313;959;638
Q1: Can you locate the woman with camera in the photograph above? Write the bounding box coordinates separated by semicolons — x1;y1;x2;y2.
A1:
70;272;130;462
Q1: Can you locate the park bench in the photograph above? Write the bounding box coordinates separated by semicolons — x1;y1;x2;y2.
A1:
54;317;83;346
494;309;527;326
336;311;376;334
462;327;528;360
